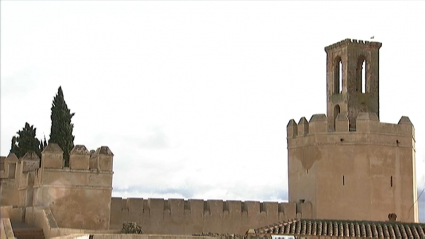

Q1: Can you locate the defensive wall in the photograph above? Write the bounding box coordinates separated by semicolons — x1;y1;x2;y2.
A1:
110;197;312;235
0;143;114;231
287;112;417;222
1;143;313;236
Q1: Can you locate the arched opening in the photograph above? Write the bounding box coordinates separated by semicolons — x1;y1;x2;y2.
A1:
356;56;367;93
339;61;343;93
334;57;342;94
334;104;340;130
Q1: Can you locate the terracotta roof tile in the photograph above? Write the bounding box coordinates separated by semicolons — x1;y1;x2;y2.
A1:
252;219;425;239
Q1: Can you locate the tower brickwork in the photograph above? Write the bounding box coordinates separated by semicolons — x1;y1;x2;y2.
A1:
325;39;382;131
287;39;418;223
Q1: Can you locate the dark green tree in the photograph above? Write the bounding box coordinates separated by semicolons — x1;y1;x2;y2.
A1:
49;86;75;167
10;123;42;158
39;135;48;153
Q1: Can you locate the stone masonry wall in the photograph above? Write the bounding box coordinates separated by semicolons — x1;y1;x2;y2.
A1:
287;112;417;222
110;198;312;235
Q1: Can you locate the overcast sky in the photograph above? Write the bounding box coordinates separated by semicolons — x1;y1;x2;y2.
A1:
1;1;425;221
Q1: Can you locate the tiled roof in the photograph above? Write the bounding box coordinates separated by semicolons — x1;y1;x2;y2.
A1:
253;219;425;239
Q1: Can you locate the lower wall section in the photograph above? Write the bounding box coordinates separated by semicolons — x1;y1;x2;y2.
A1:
92;235;224;239
110;198;312;235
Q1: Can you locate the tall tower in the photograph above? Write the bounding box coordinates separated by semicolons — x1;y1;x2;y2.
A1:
325;39;382;131
287;39;418;222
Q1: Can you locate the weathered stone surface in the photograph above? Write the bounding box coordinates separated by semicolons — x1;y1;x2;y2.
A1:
288;39;417;223
0;39;418;237
22;151;40;173
70;145;90;170
42;143;63;169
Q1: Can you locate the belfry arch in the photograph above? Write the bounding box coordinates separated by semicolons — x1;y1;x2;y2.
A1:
356;55;367;93
325;39;381;130
334;57;343;94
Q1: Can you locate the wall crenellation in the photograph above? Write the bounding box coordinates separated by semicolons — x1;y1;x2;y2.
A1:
0;143;115;230
33;143;114;230
116;198;301;214
110;197;312;234
324;38;382;52
287;113;414;139
1;38;420;235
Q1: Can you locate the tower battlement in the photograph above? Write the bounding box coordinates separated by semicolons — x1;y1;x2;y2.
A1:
288;39;418;223
287;112;417;222
287;113;415;142
324;38;382;52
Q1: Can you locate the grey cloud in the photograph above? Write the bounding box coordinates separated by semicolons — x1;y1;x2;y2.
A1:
418;188;425;222
113;185;197;199
113;181;288;202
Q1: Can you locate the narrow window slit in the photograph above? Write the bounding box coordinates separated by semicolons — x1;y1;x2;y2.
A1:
361;61;366;93
339;61;343;93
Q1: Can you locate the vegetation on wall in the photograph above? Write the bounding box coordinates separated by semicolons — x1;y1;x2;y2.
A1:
49;86;75;167
9;86;75;167
10;123;47;159
122;222;143;234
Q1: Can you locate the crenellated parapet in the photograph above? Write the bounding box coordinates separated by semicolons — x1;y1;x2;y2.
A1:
324;38;382;52
40;143;114;172
31;143;114;230
89;146;114;172
287;113;414;149
0;151;41;208
110;197;312;235
69;145;90;170
0;153;18;179
287;112;416;222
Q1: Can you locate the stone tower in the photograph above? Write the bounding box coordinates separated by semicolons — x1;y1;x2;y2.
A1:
325;38;382;131
287;39;418;222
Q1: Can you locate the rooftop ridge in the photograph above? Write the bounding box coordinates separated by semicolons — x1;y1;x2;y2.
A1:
254;218;425;237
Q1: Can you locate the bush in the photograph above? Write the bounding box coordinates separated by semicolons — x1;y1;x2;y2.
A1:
121;222;143;234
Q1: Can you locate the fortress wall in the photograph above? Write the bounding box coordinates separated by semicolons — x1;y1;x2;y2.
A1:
0;152;40;208
110;198;310;235
30;144;114;230
288;113;414;139
0;155;20;207
35;169;113;187
287;113;417;222
287;113;415;149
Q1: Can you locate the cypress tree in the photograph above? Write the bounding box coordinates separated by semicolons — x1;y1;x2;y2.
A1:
49;86;75;167
10;123;42;158
39;136;48;153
